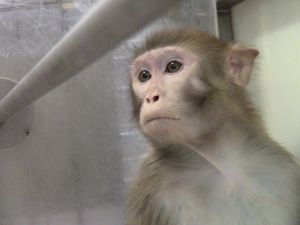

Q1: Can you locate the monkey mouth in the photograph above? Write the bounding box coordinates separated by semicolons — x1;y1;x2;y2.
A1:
146;117;180;124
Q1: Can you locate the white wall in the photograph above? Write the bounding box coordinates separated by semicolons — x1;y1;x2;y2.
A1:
232;0;300;158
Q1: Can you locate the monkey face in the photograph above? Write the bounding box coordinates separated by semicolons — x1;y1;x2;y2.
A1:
131;46;208;145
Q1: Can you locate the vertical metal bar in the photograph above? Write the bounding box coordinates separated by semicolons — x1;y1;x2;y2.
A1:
0;0;181;123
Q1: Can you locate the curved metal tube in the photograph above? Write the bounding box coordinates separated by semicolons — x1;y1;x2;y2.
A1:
0;0;181;123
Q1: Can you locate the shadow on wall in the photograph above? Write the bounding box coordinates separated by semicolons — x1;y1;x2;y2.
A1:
232;0;300;158
233;0;300;37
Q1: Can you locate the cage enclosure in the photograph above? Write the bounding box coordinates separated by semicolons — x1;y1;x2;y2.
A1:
0;0;217;224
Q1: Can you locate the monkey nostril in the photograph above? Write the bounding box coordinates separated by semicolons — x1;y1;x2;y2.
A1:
153;95;159;102
146;95;159;104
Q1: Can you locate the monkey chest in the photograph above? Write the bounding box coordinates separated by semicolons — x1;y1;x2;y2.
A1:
160;172;293;225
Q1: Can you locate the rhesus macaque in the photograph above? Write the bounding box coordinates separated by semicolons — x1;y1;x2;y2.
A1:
127;28;300;225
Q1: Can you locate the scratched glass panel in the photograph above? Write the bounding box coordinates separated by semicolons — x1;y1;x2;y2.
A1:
0;0;217;225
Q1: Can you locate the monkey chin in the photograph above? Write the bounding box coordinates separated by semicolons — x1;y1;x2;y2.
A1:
142;119;185;145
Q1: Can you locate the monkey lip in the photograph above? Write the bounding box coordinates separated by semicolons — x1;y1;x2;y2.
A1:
146;117;180;124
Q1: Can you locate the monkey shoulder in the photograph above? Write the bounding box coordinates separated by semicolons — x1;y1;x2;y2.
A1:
127;147;300;225
127;153;177;225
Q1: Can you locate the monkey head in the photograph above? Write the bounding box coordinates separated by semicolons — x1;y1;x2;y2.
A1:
130;28;259;146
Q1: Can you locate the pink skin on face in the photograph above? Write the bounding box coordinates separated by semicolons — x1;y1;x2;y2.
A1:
131;46;202;143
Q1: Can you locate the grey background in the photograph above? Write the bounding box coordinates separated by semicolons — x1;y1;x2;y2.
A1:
0;0;217;224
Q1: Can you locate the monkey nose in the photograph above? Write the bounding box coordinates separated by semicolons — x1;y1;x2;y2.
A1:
146;95;160;104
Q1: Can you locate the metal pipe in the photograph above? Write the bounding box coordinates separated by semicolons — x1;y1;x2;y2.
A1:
0;0;181;123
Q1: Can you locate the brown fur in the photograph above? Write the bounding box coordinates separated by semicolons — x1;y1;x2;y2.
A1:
127;28;300;225
131;28;263;133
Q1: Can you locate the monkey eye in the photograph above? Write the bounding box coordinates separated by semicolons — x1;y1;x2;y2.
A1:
138;70;152;82
165;60;182;73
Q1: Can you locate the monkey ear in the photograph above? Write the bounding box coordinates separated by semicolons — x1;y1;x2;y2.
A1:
226;45;259;88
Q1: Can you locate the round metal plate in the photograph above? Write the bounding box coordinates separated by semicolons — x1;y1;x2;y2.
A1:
0;78;35;150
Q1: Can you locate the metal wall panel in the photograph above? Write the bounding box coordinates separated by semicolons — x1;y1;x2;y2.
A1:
0;0;217;224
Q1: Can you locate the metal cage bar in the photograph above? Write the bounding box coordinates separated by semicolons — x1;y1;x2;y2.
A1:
0;0;181;123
